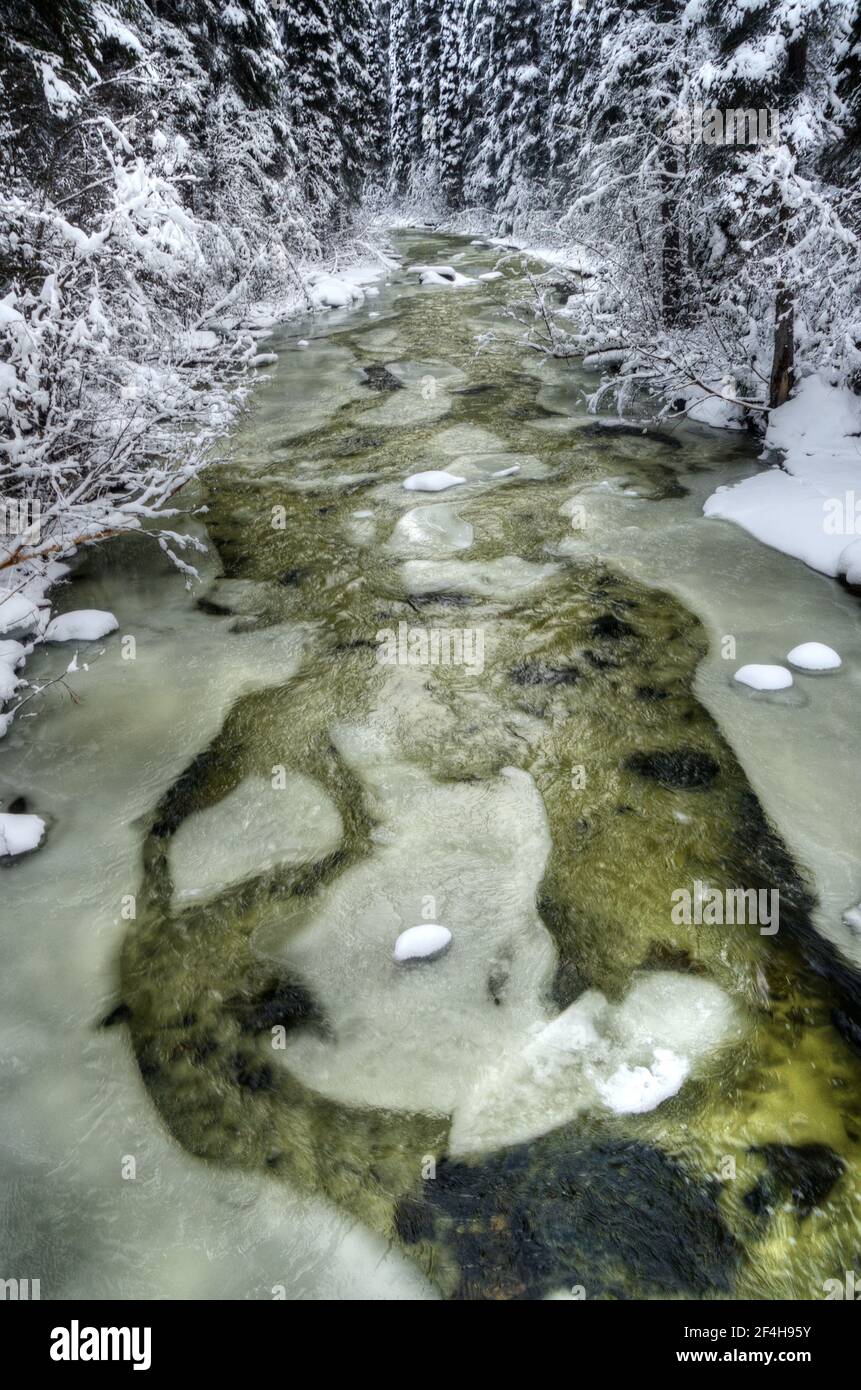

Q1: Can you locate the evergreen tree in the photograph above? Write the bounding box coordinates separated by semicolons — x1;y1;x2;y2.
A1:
388;0;421;193
483;0;546;222
437;0;466;206
338;0;388;198
281;0;343;221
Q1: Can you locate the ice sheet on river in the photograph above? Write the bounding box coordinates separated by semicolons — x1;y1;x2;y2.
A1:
400;555;561;600
253;664;740;1147
169;773;343;903
386;503;474;555
260;757;556;1116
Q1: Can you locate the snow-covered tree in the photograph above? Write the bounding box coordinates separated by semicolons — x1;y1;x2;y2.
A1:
280;1;343;223
480;0;546;223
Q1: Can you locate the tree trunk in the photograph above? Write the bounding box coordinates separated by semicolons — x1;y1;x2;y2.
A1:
768;198;795;410
660;149;682;329
769;278;795;409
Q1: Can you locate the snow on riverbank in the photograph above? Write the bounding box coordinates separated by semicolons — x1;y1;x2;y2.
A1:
0;245;395;750
704;376;861;582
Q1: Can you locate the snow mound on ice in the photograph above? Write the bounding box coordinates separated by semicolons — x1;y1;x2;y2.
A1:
786;641;841;671
0;593;44;635
597;1047;689;1114
402;470;466;493
393;924;452;962
408;263;477;287
0;661;22;700
0;812;46;857
733;663;793;690
0;639;28;666
451;972;739;1152
45;610;118;642
307;274;364;310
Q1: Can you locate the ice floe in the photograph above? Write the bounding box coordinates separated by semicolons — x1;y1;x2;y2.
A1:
169;773;343;903
451;972;740;1152
400;556;560;601
260;760;556;1116
386;504;473;555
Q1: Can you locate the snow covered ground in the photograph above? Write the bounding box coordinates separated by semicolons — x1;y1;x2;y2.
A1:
705;375;861;583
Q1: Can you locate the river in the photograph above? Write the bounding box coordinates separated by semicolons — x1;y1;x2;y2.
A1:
1;231;859;1300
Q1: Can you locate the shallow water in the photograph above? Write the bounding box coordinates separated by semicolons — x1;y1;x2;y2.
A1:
1;232;860;1300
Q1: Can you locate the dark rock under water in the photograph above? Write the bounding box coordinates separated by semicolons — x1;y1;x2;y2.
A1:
396;1136;739;1300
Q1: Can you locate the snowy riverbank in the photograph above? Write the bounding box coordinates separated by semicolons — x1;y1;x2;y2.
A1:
704;375;861;585
0;243;398;815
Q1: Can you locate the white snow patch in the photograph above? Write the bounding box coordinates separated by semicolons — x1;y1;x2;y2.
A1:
733;663;793;690
704;375;861;580
408;264;477;288
681;380;745;431
0;593;44;635
306;274;364;310
402;470;466;493
597;1048;690;1114
0;812;46;857
0;660;22;700
40;61;79;117
0;639;27;666
45;610;118;643
786;641;842;672
393;924;452;962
